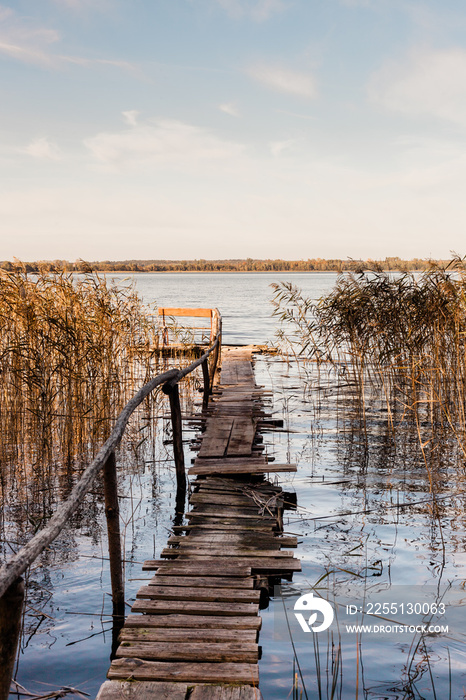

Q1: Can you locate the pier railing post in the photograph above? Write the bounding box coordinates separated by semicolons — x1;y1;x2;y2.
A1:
0;576;24;700
210;309;222;387
166;383;186;494
103;451;125;621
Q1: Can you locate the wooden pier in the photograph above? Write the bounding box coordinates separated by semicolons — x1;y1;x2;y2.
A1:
97;346;300;699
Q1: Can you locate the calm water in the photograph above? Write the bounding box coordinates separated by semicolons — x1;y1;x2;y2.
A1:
6;272;466;699
105;271;339;345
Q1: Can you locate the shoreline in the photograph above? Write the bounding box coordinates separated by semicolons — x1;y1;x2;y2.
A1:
90;268;426;274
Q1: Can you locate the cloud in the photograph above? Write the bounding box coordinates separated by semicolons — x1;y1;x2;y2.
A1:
51;0;110;10
269;139;295;156
122;110;140;126
218;102;240;117
215;0;287;21
247;64;317;98
22;137;62;160
0;4;60;67
340;0;374;6
0;4;134;70
83;118;245;169
368;47;466;126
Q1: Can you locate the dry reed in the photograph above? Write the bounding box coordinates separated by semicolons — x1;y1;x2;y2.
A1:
272;258;466;454
0;263;166;530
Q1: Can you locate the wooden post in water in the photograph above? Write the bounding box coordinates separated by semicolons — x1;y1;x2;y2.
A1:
201;357;210;411
103;452;125;621
0;576;24;700
165;383;186;494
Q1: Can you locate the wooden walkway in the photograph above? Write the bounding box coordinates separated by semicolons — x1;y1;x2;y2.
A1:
97;346;300;700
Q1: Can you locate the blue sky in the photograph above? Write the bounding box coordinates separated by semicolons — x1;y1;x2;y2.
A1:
1;0;466;261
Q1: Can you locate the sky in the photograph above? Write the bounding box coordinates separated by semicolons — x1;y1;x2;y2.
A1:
1;0;466;261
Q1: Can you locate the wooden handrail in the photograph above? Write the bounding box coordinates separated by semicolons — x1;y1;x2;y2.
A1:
158;307;217;346
0;314;222;601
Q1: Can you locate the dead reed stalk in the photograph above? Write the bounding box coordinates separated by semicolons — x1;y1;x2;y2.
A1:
272;258;466;455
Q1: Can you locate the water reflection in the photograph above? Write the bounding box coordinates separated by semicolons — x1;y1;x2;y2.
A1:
5;269;466;697
256;354;466;699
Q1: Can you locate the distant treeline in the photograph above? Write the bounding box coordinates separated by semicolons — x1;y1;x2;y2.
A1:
0;257;450;273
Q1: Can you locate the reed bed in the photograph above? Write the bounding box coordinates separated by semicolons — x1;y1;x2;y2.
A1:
0;264;203;543
272;259;466;457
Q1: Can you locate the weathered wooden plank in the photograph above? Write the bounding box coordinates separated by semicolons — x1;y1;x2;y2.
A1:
190;686;260;700
116;641;258;663
169;540;281;553
193;457;267;468
227;417;256;457
195;482;282;494
192;488;260;498
161;548;292;558
124;614;261;630
95;347;305;694
142;561;252;575
131;600;259;616
197;418;234;459
185;528;298;549
213;395;258;402
189;463;297;476
153;556;302;572
158;308;212;318
196;476;281;488
186;508;273;518
209;408;260;416
96;680;188;700
108;659;259;684
189;493;258;506
172;523;275;533
167;535;281;548
148;575;254;589
137;586;260;603
176;533;297;547
119;628;258;643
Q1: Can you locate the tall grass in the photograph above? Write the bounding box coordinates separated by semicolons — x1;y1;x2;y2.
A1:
0;264;164;521
272;259;466;454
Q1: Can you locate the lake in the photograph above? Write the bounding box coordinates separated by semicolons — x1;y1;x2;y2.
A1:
5;272;466;699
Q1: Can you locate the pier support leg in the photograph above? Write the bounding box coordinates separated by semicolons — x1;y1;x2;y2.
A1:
0;576;24;700
168;384;187;495
103;451;125;626
201;357;210;411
